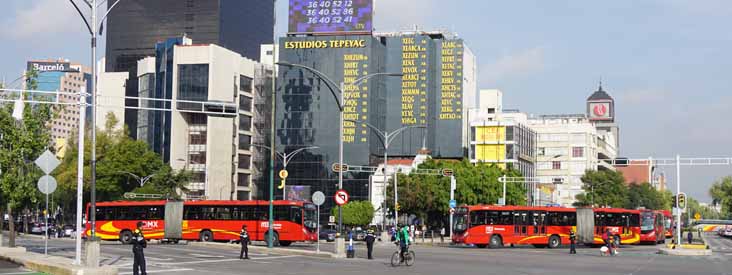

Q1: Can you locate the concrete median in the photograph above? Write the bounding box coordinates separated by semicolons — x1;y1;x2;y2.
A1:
0;246;117;275
188;241;336;258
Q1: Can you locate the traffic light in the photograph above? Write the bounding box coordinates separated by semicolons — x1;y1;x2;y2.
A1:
677;193;687;209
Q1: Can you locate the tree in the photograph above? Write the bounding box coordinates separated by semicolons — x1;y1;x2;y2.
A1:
0;69;52;237
386;159;524;227
331;201;374;227
573;170;628;208
625;182;666;210
710;176;732;217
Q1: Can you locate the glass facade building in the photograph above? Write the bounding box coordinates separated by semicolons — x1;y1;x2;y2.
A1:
105;0;274;137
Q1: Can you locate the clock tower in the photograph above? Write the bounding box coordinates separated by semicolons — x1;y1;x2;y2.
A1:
587;82;620;154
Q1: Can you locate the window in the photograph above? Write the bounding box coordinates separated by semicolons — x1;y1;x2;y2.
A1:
178;64;209;102
552;161;561;170
239;115;252;131
239;75;252;93
505;126;514;141
506;144;515;160
238;154;251;169
189;151;206;164
470;211;486;226
238;134;251;150
191;172;205;183
237;191;250;201
470;127;476;142
237;173;250;187
572;147;584;158
239;96;252;112
547;212;576;226
537;162;552;170
189;131;206;145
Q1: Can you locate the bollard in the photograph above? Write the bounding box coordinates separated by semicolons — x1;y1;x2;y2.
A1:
346;234;355;258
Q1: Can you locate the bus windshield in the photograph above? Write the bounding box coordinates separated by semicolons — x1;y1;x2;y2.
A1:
641;213;655;231
454;213;468;232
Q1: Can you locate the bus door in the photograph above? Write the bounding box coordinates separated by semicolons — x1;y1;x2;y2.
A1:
531;211;546;236
514;211;529;237
594;212;604;237
621;213;630;236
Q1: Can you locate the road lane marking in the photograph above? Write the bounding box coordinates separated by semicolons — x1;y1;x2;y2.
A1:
119;268;193;275
156;255;299;266
188;253;225;258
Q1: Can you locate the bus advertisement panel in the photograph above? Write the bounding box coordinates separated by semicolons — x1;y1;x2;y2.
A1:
85;200;318;246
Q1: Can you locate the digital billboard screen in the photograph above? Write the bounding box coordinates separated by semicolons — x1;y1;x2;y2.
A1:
288;0;373;34
286;185;312;202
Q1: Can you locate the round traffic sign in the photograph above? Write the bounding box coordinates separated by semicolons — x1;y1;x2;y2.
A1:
279;170;289;179
334;189;349;206
312;191;325;206
37;175;57;194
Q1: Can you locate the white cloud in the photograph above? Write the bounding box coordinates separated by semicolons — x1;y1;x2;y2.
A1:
2;0;81;39
480;47;546;84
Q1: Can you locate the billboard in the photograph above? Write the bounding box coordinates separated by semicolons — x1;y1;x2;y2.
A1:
588;102;613;121
288;0;373;34
286;185;312;202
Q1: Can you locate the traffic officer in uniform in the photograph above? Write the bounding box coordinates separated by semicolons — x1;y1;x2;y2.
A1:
132;221;147;275
569;229;577;254
365;227;376;260
240;225;250;259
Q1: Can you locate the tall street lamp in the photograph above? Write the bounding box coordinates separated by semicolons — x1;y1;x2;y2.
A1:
117;171;157;187
275;61;401;236
250;144;319;199
68;0;125;260
345;119;425;231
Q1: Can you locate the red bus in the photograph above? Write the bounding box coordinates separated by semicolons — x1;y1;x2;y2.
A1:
592;208;641;245
452;205;641;248
85;200;318;246
451;205;576;248
661;210;673;238
639;210;665;244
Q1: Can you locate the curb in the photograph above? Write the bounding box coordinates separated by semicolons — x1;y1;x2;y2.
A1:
0;246;117;275
188;241;336;258
658;247;712;256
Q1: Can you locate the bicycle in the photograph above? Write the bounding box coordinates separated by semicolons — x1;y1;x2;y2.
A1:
391;244;415;267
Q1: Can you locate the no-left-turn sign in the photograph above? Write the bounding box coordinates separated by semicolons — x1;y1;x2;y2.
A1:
334;190;349;206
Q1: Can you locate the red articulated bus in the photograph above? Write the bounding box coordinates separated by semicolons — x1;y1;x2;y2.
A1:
661;210;673;238
592;208;641;245
451;205;576;248
639;210;666;244
452;205;641;248
85;200;318;246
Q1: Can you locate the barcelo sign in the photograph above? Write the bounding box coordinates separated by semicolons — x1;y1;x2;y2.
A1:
334;189;349;206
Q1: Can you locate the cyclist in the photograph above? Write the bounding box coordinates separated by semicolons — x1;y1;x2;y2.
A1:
394;224;410;262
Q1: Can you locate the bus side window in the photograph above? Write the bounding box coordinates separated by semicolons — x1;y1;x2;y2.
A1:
274;206;289;221
470;211;486;226
216;206;232;220
486;211;500;225
291;207;302;224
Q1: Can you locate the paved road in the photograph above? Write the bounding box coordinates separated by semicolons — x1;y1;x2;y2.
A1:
13;236;732;275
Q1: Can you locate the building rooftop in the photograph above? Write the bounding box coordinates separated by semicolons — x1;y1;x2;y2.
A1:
587;83;613;101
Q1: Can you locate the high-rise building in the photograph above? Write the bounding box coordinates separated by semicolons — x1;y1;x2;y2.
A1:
273;30;476;223
25;59;91;158
122;37;267;200
105;0;274;137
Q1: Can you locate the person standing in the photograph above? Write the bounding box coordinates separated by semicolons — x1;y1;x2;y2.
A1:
365;227;376;260
132;222;147;275
440;227;445;243
569;229;577;254
687;230;693;244
240;225;250;259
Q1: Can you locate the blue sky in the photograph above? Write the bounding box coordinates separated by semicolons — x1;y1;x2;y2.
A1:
2;0;731;202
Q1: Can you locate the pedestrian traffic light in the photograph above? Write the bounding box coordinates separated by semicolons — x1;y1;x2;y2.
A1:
677;193;687;209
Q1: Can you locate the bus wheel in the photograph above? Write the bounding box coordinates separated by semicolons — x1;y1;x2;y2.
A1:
279;241;292;247
489;235;503;248
476;244;487;248
199;230;213;242
548;235;561;249
119;230;133;245
265;232;280;246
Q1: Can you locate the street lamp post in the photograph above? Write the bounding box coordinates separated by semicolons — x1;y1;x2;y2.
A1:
118;171;156;187
275;61;401;236
68;0;125;261
249;144;319;199
345;119;425;231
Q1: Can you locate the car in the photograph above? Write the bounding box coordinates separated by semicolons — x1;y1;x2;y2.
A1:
319;229;336;242
30;223;45;234
63;225;75;237
353;230;366;241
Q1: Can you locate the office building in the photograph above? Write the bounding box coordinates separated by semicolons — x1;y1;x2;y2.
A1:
105;0;275;137
126;37;266;200
25;59;91;157
274;30;476;221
